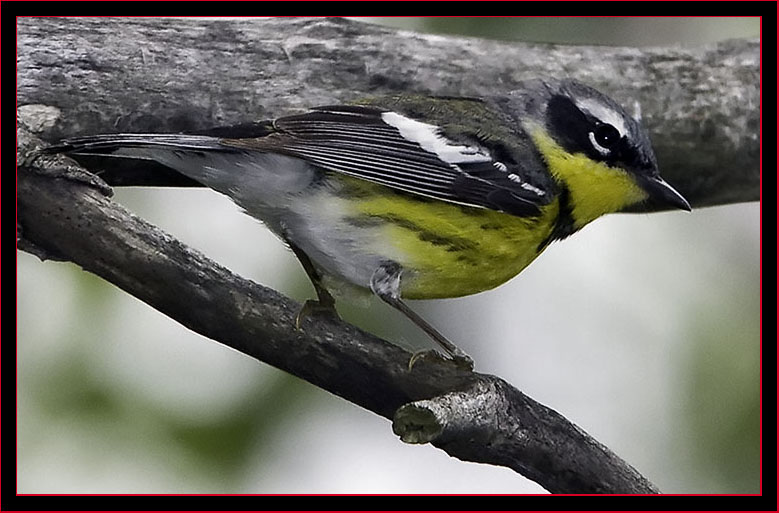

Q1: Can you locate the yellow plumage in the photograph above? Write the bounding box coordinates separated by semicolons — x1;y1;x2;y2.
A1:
347;179;559;298
530;129;648;228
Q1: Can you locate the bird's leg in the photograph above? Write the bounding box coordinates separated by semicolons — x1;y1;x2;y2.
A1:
288;242;339;328
370;262;474;371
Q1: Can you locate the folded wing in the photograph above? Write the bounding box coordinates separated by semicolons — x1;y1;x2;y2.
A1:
223;105;550;217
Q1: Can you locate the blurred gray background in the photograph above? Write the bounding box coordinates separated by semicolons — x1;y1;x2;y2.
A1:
18;17;760;493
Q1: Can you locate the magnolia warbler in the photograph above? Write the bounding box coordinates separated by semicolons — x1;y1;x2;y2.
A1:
47;78;691;369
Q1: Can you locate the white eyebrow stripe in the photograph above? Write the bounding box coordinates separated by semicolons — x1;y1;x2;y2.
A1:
381;111;492;164
575;98;628;137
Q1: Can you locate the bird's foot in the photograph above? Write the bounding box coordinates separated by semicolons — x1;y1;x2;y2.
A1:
295;299;340;330
407;349;474;372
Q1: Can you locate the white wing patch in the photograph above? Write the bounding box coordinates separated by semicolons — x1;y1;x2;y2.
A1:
520;182;545;196
381;111;492;165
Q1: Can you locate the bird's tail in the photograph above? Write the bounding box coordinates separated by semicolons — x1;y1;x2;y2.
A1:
39;133;241;187
43;133;231;158
43;130;317;201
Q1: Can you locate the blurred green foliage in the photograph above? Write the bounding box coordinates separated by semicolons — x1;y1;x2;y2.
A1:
370;17;760;45
682;250;760;493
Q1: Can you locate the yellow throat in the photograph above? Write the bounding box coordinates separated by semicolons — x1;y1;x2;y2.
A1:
530;128;648;228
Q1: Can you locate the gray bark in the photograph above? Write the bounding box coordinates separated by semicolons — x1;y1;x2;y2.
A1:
17;17;760;208
18;16;759;494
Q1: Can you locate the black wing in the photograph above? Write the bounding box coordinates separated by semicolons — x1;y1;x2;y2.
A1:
222;105;551;217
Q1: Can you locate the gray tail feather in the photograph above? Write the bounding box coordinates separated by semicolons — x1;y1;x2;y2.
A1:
43;133;230;155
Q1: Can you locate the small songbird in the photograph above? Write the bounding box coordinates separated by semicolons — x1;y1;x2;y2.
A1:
46;78;691;368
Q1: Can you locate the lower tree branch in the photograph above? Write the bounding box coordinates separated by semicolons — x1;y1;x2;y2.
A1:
18;126;659;494
394;379;659;494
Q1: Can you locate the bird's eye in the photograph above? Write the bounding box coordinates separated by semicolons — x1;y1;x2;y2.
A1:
589;123;621;155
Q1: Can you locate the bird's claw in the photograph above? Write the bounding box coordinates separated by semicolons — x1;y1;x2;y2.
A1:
295;299;339;330
407;349;474;372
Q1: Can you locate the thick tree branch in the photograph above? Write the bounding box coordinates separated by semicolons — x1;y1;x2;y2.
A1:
18;124;658;494
17;17;759;209
18;16;758;494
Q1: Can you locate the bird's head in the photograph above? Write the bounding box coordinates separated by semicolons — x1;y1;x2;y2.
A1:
509;78;690;228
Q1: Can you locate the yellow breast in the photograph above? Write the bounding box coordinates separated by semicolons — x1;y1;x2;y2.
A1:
349;183;560;299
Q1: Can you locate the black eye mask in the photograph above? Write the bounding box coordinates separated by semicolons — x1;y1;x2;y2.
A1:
545;94;643;170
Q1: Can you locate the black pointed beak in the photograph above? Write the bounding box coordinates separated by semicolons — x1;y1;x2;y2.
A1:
642;176;692;212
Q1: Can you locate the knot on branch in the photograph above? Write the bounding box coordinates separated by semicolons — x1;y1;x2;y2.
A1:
17;117;113;196
17;118;114;261
393;378;510;445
